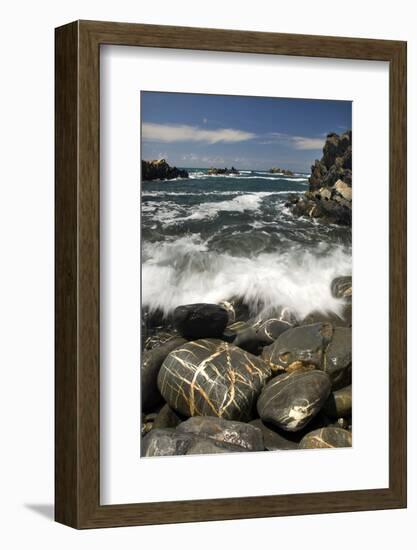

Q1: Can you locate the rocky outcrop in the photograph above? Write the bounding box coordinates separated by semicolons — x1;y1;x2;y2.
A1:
269;167;294;176
142;159;189;181
289;131;352;225
207;166;239;175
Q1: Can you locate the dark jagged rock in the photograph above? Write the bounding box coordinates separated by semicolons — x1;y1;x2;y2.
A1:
157;339;271;421
249;419;300;450
322;327;352;389
142;159;189;181
290;131;352;225
299;427;352;449
207;166;239;175
269;167;294;176
331;276;352;301
261;322;333;373
173;303;229;339
176;416;264;451
257;369;332;432
323;385;352;418
141;336;186;412
153;404;183;430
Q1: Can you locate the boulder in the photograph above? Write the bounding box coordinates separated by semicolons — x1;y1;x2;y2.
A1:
299;427;352;449
322;327;352;389
142;159;189;181
249;419;300;450
173;303;229;339
331;276;352;301
153;404;183;430
141;336;186;412
157;339;271;421
176;416;264;451
323;385;352;418
261;322;333;373
257;369;331;432
141;429;245;457
334;179;352;201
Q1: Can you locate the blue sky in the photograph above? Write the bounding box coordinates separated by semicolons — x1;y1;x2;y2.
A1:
141;92;351;172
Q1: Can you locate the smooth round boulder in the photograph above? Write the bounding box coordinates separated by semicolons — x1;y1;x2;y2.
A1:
173;303;229;339
323;385;352;418
141;336;186;412
177;416;264;451
299;427;352;449
157;339;271;421
331;276;352;301
322;327;352;389
257;369;332;432
261;322;333;373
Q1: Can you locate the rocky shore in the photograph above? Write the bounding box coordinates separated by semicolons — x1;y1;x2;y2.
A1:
142;159;189;181
269;167;294;176
287;131;352;225
141;275;352;456
207;166;239;175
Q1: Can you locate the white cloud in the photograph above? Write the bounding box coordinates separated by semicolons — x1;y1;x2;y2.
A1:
142;122;256;144
290;136;325;150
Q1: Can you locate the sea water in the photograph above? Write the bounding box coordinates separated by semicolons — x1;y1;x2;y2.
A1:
141;169;351;320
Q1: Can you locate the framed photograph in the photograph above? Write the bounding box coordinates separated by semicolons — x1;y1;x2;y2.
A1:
55;20;407;528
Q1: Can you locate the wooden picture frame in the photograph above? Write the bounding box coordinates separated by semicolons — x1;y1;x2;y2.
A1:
55;20;407;528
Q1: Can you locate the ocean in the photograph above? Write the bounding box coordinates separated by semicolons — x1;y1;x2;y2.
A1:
141;168;352;321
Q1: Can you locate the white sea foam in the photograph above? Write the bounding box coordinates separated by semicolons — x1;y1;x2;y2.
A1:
142;235;352;320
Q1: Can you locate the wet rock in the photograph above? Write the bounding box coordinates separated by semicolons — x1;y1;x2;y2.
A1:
153;404;183;430
331;276;352;301
141;429;190;457
233;327;264;355
173;303;229;339
222;320;251;342
185;438;245;455
322;327;352;389
142;159;189;181
219;297;250;323
249;419;299;450
158;339;271;421
255;318;293;344
141;429;245;456
144;330;181;352
323;385;352;418
261;322;333;373
141;336;186;412
299;427;352;449
301;308;351;328
141;412;159;436
177;416;264;451
257;369;332;432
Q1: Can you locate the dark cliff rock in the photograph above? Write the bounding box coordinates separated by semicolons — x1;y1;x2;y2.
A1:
142;159;189;181
289;131;352;225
